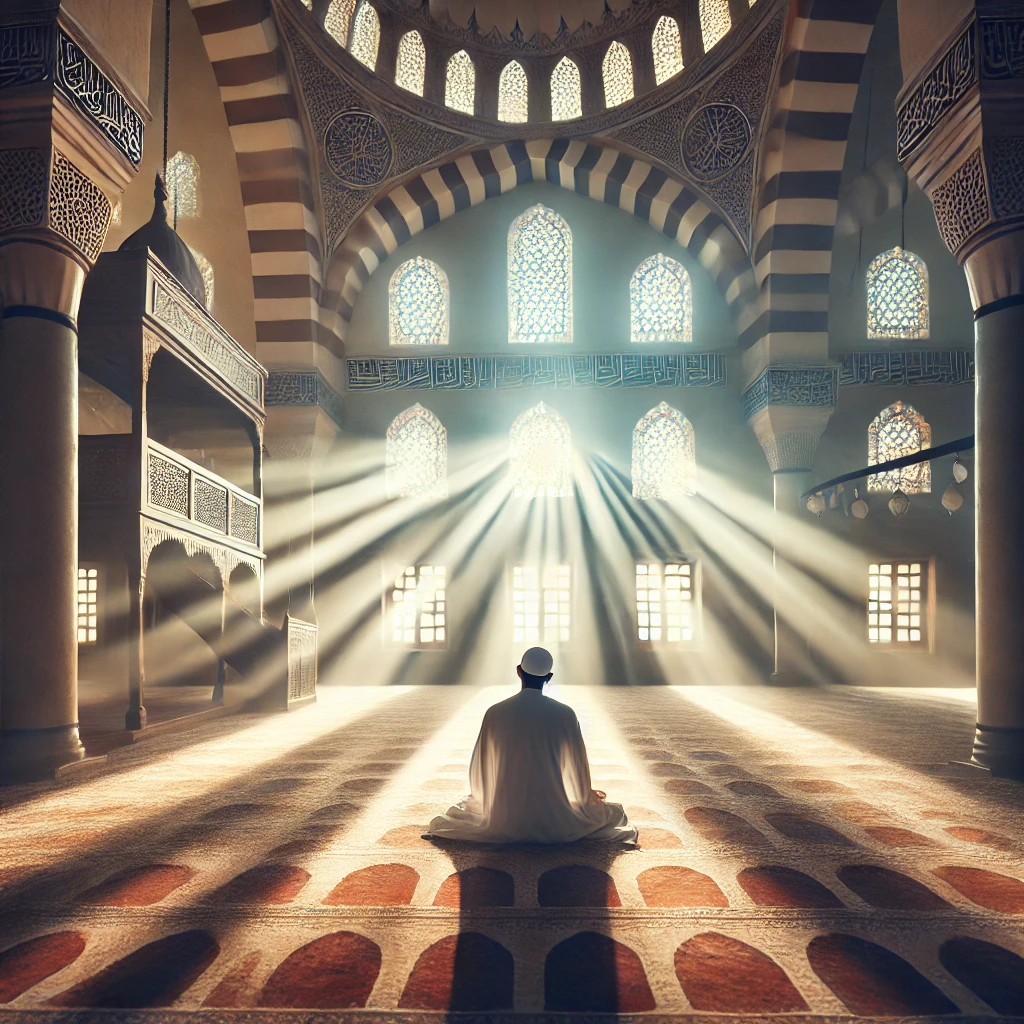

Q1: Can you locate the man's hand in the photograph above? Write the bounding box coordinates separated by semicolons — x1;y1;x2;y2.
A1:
592;789;607;802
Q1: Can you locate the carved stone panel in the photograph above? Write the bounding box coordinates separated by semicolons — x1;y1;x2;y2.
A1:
0;148;47;232
48;151;111;262
930;148;991;255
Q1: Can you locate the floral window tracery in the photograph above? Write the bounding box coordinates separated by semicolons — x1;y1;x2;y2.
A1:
630;254;692;343
868;401;931;494
386;404;448;499
395;30;425;94
866;246;929;339
498;60;528;123
389;257;449;346
652;16;684;84
325;0;356;45
603;40;634;107
551;56;582;121
445;49;475;113
699;0;731;52
632;403;696;499
349;1;379;69
508;204;572;345
509;402;573;498
166;151;199;221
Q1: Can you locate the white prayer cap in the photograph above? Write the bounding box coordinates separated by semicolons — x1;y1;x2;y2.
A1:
520;646;553;677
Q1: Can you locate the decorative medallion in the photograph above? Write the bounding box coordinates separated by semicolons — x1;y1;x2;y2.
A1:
323;109;393;187
681;103;752;182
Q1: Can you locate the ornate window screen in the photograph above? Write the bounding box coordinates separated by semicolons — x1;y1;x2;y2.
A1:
866;247;930;339
508;204;572;345
498;60;528;123
630;254;692;343
652;16;684;84
325;0;356;43
868;561;928;645
602;41;634;108
186;244;215;311
396;31;425;95
632;402;696;499
349;1;380;69
388;564;447;646
445;49;475;113
386;404;448;499
509;402;573;498
551;56;582;121
636;562;695;643
513;564;571;646
77;566;100;644
389;257;449;346
699;0;731;52
867;400;931;494
165;151;199;220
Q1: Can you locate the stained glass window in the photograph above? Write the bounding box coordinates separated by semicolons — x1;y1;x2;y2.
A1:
868;401;931;494
77;566;100;644
631;254;692;343
513;564;571;645
551;56;582;121
602;40;634;107
632;403;696;499
866;246;929;339
186;244;215;311
166;151;199;220
445;49;475;113
498;60;528;122
389;257;448;346
868;561;928;645
652;16;684;84
386;404;448;499
700;0;731;52
325;0;356;45
388;564;446;647
508;204;572;344
636;562;695;644
349;1;379;69
395;30;425;94
509;402;573;498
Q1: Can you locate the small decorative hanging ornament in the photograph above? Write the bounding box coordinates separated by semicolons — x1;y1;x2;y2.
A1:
952;458;968;484
942;483;963;514
806;492;826;517
888;488;911;519
851;487;870;519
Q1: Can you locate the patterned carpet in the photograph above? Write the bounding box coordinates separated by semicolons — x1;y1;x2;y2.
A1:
1;684;1024;1022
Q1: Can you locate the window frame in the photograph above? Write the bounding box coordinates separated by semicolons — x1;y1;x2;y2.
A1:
510;562;573;650
866;557;936;653
634;557;702;650
77;563;103;646
382;561;449;651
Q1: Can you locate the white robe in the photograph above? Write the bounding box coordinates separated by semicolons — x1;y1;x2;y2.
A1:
427;688;637;845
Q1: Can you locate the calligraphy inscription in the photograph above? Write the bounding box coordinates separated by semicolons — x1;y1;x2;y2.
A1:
837;351;974;387
742;367;838;420
0;24;53;88
323;109;393;187
981;17;1024;79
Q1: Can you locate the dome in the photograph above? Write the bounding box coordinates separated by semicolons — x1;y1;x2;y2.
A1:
406;0;636;41
119;174;206;306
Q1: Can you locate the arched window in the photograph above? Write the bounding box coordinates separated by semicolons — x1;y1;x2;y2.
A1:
509;402;572;498
445;49;475;113
603;41;633;107
632;403;696;499
652;16;684;84
325;0;355;43
699;0;731;52
186;244;215;311
349;1;379;69
498;60;528;122
389;256;449;346
165;151;199;220
868;401;931;494
395;31;425;94
551;56;582;121
508;204;572;345
866;246;929;339
630;254;692;343
386;404;448;499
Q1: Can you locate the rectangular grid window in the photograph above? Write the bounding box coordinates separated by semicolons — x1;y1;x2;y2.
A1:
513;564;571;646
868;561;927;645
77;566;99;644
389;565;446;647
637;562;695;644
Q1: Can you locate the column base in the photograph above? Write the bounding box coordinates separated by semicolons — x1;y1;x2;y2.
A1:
971;723;1024;779
769;670;814;687
0;725;85;784
125;705;147;731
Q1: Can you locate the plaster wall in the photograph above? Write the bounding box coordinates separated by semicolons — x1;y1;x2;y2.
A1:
62;0;154;104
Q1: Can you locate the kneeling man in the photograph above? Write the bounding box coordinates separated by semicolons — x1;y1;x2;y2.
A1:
427;647;637;845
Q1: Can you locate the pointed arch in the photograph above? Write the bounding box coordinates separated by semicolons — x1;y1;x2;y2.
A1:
868;401;931;494
395;31;425;95
386;405;448;499
699;0;731;52
325;0;357;46
350;1;380;69
508;204;572;345
445;49;475;114
551;57;582;121
389;256;448;346
867;247;929;339
602;41;633;107
652;16;684;85
166;151;200;220
498;61;528;123
509;403;572;498
633;403;696;499
631;254;692;343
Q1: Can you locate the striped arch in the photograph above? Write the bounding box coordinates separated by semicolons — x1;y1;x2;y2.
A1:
328;139;757;331
748;0;885;351
187;0;343;356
